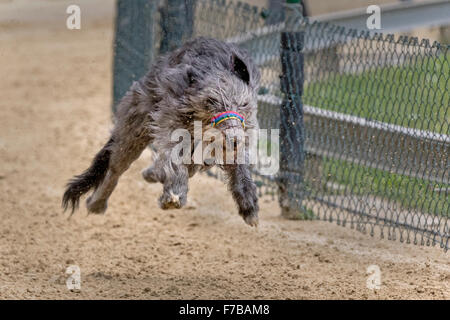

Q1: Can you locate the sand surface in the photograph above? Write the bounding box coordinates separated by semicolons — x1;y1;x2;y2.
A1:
0;0;448;299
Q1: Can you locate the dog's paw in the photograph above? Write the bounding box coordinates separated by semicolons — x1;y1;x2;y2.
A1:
159;191;186;210
142;167;158;183
239;200;259;227
243;213;259;227
86;196;108;214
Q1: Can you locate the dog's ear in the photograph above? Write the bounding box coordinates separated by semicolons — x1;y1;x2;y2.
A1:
231;54;250;85
186;68;197;86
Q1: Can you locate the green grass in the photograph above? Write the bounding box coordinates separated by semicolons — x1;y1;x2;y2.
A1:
303;54;449;134
257;54;449;217
318;158;449;217
300;54;449;217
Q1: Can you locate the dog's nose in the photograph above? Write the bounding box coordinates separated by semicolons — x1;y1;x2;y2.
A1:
216;118;243;142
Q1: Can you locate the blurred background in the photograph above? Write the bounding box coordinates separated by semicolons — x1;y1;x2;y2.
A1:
1;0;448;42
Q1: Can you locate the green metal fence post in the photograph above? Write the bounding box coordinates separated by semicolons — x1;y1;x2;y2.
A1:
278;1;309;219
266;0;284;25
112;0;158;112
159;0;195;54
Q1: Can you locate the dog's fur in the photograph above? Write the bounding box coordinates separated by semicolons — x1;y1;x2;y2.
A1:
62;37;260;226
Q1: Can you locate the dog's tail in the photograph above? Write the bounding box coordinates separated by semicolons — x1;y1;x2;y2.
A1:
62;138;114;214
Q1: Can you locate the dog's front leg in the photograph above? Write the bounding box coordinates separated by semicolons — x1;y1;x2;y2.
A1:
224;164;259;226
157;162;190;209
143;152;200;209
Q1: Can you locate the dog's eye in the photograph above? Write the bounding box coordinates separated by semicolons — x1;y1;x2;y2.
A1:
186;111;194;118
232;54;250;85
237;102;249;112
187;69;196;86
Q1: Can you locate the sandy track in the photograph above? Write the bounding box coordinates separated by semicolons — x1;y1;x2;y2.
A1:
0;1;448;299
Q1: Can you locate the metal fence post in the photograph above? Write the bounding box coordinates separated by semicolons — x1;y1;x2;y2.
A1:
159;0;195;54
278;31;307;219
266;0;285;25
112;0;158;112
278;1;308;219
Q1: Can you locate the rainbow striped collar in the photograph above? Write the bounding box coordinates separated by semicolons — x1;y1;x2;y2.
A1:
210;111;245;128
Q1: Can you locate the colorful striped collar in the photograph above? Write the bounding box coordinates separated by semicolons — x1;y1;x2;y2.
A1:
210;111;245;128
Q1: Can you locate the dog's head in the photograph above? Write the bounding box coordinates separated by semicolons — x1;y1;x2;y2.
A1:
176;38;260;163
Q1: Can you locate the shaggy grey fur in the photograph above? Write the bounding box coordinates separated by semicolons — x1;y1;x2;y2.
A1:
62;37;260;226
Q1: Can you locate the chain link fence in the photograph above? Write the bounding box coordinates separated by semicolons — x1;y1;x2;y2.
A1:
113;0;449;251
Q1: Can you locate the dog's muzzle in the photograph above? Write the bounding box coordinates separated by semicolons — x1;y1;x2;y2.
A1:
210;112;246;160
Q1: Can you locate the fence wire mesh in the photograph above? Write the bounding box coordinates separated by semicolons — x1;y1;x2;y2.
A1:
113;0;449;251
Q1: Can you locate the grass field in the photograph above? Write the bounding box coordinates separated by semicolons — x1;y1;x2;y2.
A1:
304;53;449;134
299;53;449;217
317;158;449;217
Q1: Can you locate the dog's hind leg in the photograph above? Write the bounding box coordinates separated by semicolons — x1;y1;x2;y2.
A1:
86;130;150;214
62;85;152;214
86;108;151;213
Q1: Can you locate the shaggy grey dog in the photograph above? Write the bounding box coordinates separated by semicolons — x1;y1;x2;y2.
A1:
62;37;260;226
